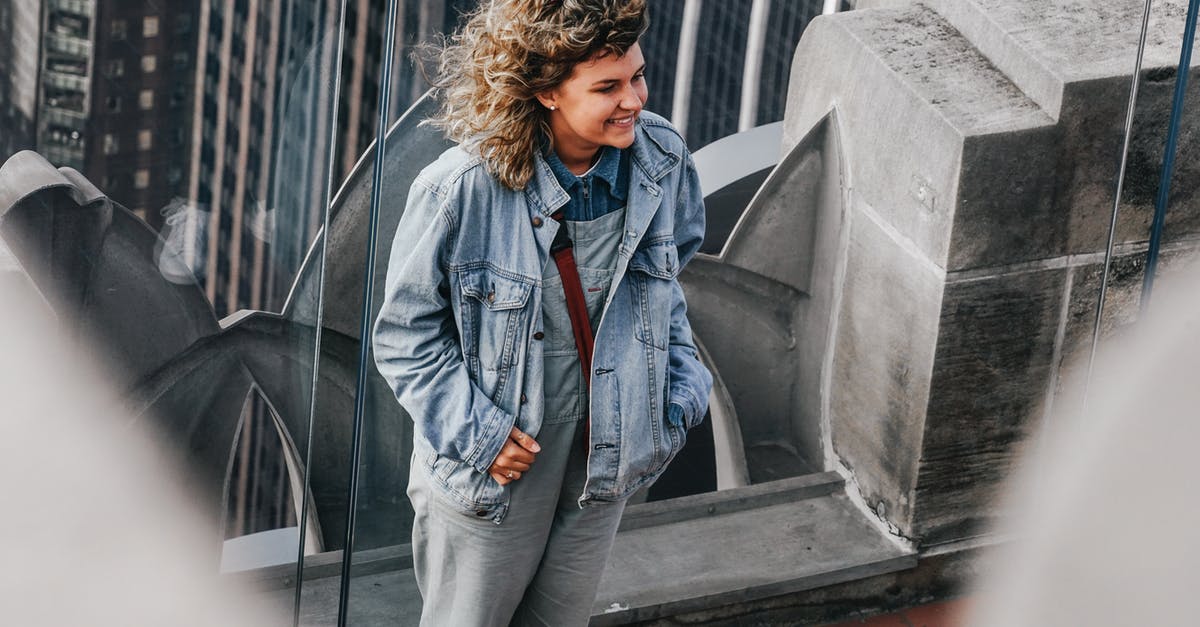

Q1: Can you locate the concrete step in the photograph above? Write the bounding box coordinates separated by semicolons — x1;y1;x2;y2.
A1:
593;473;914;624
250;472;916;625
860;0;1200;118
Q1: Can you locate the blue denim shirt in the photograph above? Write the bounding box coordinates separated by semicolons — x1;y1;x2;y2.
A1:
543;143;629;221
373;111;713;523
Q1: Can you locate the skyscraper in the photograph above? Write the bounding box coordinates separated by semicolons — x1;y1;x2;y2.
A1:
641;0;823;149
87;2;200;227
36;0;94;169
0;0;41;159
189;0;471;317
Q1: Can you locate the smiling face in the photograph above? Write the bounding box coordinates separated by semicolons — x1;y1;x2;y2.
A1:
537;43;648;173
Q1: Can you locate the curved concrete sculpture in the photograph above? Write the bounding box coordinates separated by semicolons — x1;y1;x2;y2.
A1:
0;152;219;390
682;112;846;482
0;151;337;551
691;121;783;255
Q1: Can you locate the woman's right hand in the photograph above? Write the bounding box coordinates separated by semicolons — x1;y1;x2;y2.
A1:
489;426;541;485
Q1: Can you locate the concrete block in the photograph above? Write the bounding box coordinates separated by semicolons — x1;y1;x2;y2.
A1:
950;127;1062;270
914;267;1067;544
829;198;944;533
920;0;1200;116
785;6;1052;272
1054;244;1200;410
594;492;915;624
785;0;1200;549
1057;75;1200;255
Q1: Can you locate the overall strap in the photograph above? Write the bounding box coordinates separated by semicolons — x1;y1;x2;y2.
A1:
550;210;595;451
549;211;595;387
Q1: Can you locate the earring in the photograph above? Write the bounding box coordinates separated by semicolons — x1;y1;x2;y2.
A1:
549;105;557;111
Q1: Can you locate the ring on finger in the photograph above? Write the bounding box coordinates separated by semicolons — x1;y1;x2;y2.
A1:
506;470;514;479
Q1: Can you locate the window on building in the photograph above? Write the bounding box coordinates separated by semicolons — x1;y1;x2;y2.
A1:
173;52;190;71
139;90;154;110
138;130;153;151
111;19;127;41
141;55;157;73
175;13;192;35
134;169;151;189
104;59;124;78
106;96;121;112
143;16;159;38
103;134;119;155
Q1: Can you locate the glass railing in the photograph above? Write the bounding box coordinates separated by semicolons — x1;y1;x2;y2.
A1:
22;0;1189;624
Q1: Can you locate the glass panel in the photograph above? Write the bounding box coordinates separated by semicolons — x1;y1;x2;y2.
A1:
337;0;834;621
338;2;469;623
0;0;345;623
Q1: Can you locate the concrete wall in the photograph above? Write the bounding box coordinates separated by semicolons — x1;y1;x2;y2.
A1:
786;0;1200;545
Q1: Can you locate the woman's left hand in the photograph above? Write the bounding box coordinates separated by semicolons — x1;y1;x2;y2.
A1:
488;426;541;485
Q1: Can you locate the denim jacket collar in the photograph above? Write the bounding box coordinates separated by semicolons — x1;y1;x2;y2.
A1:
523;118;680;219
627;118;681;182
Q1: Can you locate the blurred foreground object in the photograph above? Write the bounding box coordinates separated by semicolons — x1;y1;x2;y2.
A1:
0;272;280;624
969;258;1200;627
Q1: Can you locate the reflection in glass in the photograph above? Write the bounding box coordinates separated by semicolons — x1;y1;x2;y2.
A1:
0;0;351;622
1;0;834;621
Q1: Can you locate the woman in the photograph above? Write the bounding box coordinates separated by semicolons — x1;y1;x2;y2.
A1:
372;1;712;624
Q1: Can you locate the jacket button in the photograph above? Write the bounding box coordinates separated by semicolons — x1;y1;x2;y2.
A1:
533;331;544;340
475;509;489;517
520;393;528;404
487;291;495;304
532;216;544;228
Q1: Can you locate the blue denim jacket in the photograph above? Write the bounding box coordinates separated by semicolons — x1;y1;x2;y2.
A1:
372;111;713;523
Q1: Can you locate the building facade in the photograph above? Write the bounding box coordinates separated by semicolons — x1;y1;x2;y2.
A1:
36;0;94;169
87;2;200;227
0;0;42;159
641;0;823;149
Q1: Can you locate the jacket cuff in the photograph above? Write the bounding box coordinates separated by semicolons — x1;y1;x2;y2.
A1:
465;404;517;475
670;387;706;430
667;402;686;428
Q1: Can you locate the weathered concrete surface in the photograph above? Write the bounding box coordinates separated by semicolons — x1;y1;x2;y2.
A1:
629;542;986;626
914;268;1066;543
828;201;944;529
682;114;846;479
279;544;973;627
786;6;1053;270
594;492;912;625
265;474;915;627
785;0;1200;545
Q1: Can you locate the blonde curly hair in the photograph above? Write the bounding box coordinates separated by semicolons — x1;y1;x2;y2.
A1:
420;0;648;190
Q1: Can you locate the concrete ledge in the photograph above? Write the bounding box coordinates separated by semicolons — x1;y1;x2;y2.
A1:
230;544;412;590
240;473;845;589
594;491;915;624
618;471;843;532
631;537;992;626
247;474;916;625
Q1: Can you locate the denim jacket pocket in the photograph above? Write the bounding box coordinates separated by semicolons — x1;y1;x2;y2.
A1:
628;241;679;350
415;436;508;522
456;265;533;391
